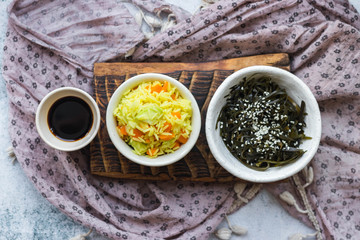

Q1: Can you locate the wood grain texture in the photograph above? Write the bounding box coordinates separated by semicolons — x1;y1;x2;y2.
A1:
90;53;290;181
94;53;290;76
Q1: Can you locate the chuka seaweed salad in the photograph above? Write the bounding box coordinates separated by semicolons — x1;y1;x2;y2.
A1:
216;74;311;171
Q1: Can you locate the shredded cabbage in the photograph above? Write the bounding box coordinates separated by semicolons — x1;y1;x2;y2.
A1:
113;80;192;158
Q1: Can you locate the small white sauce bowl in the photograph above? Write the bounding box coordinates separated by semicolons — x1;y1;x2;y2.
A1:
36;87;100;151
106;73;201;167
206;66;321;183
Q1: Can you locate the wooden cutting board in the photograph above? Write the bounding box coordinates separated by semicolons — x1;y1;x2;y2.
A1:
90;53;290;182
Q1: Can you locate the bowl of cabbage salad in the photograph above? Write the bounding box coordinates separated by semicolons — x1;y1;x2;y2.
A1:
106;73;201;167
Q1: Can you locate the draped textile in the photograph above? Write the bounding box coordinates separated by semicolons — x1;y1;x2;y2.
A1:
2;0;360;239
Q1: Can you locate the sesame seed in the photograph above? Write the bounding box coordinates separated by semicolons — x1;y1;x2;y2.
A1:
217;75;309;169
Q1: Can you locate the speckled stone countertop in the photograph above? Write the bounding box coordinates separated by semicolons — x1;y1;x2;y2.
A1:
1;1;359;239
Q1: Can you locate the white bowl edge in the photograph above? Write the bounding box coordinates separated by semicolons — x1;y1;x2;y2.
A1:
205;66;321;183
106;73;201;167
36;87;101;152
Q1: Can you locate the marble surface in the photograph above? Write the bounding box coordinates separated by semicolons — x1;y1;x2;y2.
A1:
1;1;359;239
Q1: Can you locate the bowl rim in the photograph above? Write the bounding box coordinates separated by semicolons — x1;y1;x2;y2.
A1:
106;73;201;167
35;87;101;152
205;65;322;183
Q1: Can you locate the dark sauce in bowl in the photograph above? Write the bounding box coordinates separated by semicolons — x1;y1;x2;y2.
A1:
48;96;93;141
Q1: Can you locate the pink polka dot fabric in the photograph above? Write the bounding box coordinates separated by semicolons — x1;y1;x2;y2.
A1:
2;0;360;239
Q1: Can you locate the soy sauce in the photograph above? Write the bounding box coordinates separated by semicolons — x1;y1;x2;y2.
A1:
48;96;93;141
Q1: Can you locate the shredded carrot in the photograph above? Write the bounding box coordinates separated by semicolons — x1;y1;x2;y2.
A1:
171;111;181;119
178;135;188;144
163;122;172;132
147;148;158;156
159;133;174;141
133;128;144;138
114;80;193;158
162;81;169;92
173;141;181;149
118;125;127;136
151;83;162;93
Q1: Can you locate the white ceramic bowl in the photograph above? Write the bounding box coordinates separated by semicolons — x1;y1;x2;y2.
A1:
206;66;321;183
106;73;201;167
36;87;100;151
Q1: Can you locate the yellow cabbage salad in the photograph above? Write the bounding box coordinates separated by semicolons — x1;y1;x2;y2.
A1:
113;80;192;158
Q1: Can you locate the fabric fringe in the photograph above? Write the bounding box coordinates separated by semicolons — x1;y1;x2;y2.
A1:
69;229;93;240
214;182;261;239
214;214;248;240
279;191;308;214
218;166;320;240
124;4;177;58
133;5;177;42
196;0;219;12
289;232;318;240
6;146;17;164
279;166;322;240
129;0;218;56
227;182;262;214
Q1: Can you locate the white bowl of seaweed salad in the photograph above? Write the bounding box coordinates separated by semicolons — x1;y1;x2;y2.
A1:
205;65;321;183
